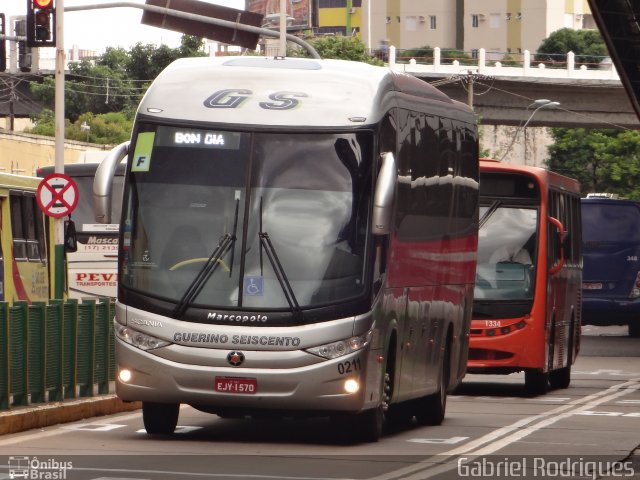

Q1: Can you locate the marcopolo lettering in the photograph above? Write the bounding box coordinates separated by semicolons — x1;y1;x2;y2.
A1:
208;312;268;323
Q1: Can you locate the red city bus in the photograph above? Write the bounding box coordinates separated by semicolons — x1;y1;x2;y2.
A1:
468;159;582;394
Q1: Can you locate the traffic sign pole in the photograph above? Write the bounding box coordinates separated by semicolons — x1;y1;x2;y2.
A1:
54;0;64;299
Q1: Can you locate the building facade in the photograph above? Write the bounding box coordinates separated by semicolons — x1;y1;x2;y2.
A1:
268;0;596;56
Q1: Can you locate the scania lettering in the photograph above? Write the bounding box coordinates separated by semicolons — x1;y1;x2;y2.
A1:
38;162;125;298
95;56;480;442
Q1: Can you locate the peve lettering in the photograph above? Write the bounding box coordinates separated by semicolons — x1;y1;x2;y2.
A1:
76;273;116;282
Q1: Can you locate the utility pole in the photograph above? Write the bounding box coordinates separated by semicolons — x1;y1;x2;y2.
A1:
9;80;15;131
53;0;65;299
279;0;286;56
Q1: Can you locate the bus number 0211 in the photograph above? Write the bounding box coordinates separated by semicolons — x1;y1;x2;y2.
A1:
337;358;361;375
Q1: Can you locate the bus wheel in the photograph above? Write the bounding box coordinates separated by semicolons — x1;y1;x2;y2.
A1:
629;322;640;338
344;361;393;442
142;402;180;434
549;364;571;389
525;370;549;395
415;341;450;426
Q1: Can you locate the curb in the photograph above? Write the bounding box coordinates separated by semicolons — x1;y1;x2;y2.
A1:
0;396;141;435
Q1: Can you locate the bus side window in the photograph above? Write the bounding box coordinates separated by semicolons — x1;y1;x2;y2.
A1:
33;197;47;262
23;194;41;262
9;193;27;260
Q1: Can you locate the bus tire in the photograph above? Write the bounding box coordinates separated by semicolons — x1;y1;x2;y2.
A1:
629;322;640;338
351;405;384;443
525;370;549;395
415;340;450;426
142;402;180;434
344;352;394;443
549;364;571;389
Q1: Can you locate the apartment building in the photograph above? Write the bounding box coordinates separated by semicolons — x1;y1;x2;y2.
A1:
292;0;596;56
464;0;596;61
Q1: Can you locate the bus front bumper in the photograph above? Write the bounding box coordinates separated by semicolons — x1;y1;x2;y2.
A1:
115;338;382;415
467;318;542;374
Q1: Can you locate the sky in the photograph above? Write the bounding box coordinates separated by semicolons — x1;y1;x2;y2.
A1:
4;0;246;52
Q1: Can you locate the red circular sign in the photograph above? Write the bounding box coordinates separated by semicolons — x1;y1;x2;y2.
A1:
36;173;79;218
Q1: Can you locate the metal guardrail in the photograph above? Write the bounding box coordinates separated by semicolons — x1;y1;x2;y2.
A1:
0;298;115;410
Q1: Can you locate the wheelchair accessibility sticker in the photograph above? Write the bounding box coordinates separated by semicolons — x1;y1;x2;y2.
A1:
244;276;263;296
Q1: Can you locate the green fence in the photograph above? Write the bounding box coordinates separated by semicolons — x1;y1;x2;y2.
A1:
0;298;116;410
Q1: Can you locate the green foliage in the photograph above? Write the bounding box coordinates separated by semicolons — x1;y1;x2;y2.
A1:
499;53;520;67
398;46;473;64
292;36;383;65
535;28;608;68
546;128;640;199
29;35;206;138
27;110;134;145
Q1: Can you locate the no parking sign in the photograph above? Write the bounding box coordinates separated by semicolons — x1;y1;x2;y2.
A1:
36;173;79;218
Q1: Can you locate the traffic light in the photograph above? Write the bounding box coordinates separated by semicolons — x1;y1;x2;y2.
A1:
15;19;32;72
26;0;56;47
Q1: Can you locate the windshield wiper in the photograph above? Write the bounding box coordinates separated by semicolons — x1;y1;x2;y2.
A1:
172;199;240;319
258;197;302;322
479;200;502;228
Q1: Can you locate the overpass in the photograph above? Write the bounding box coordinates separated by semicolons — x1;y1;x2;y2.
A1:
389;48;640;129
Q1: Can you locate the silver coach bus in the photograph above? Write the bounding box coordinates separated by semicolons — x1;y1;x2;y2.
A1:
95;57;479;442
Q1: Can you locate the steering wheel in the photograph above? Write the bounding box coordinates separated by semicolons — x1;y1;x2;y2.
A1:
169;257;230;272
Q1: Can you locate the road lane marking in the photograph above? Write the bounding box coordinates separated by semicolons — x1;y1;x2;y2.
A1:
407;437;469;444
371;377;640;480
61;424;127;432
526;397;570;402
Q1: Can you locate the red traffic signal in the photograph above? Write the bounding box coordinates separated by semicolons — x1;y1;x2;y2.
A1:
34;0;54;8
26;0;56;47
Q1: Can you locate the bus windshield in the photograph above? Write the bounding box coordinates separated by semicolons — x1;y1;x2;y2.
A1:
582;203;640;243
122;125;372;314
475;205;538;301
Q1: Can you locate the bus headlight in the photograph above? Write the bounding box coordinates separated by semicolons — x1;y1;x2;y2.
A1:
116;324;170;351
305;331;372;359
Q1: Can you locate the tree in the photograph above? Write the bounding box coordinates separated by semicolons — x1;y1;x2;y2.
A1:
536;28;608;68
292;36;383;65
546;128;640;199
29;35;206;142
28;109;134;145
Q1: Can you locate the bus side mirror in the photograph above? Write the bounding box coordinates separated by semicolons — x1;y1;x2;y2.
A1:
94;141;129;224
548;216;565;275
64;219;78;253
372;152;396;236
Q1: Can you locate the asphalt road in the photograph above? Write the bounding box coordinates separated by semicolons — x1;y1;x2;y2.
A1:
0;326;638;480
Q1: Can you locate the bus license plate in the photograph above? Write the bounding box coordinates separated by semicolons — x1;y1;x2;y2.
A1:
215;377;257;394
583;282;603;290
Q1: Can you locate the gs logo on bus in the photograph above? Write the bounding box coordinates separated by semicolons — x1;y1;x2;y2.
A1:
203;89;308;110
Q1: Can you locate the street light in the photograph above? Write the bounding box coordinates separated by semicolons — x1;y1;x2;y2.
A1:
80;121;90;142
500;99;560;163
